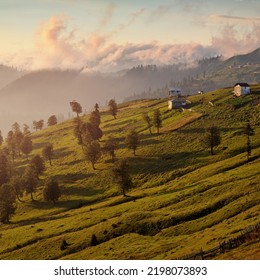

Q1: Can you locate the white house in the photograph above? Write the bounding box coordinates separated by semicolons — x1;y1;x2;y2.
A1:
168;97;186;109
234;83;250;97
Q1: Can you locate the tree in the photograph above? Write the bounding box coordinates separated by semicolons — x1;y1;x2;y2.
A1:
9;175;24;202
112;159;133;197
153;109;162;134
244;122;254;162
125;130;139;156
70;100;82;117
23;166;39;201
85;122;103;142
94;103;99;111
12;123;24;156
84;141;101;170
30;154;45;178
108;99;118;119
42;144;54;166
73;118;85;149
142;112;152;134
47;115;58;126
0;183;16;223
0;130;3;146
33;120;44;131
23;124;31;135
43;177;61;205
103;137;117;160
0;152;9;186
37;120;44;130
6;131;17;160
20;135;33;159
89;110;101;127
203;126;221;155
33;120;38;131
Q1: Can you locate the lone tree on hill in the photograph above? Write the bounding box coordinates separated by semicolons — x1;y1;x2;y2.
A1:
9;175;24;202
108;99;118;119
244;122;254;162
84;141;101;170
125;130;139;156
20;135;33;159
112;159;133;197
203;126;221;155
103;136;117;160
30;154;45;178
47;115;58;126
142;112;152;134
70;100;82;118
43;177;61;205
42;144;54;166
153;109;162;134
23;166;39;201
0;183;16;223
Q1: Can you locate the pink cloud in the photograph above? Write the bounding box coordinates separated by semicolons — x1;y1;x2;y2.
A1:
2;15;259;72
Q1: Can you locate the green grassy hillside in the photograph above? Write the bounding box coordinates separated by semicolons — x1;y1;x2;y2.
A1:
0;85;259;260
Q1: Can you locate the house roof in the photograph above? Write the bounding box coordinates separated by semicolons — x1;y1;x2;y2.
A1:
234;83;250;87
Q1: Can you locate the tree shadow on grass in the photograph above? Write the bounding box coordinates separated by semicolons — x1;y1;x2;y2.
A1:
128;150;206;176
54;147;74;158
53;172;92;184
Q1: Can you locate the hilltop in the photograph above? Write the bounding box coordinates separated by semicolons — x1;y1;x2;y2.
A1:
0;85;259;260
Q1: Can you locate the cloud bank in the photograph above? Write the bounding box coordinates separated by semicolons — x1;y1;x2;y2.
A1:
2;14;260;72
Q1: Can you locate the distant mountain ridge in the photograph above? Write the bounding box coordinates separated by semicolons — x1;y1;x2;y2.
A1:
0;47;259;135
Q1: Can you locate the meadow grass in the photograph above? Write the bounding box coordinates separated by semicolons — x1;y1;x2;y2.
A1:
0;86;259;259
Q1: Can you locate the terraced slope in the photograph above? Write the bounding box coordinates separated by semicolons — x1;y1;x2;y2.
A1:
0;85;259;259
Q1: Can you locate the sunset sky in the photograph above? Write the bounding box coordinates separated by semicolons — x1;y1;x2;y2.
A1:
0;0;259;71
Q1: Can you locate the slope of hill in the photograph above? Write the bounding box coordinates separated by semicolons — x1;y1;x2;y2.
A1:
0;64;24;89
0;85;259;260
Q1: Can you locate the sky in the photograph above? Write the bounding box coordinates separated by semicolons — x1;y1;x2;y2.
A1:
0;0;259;72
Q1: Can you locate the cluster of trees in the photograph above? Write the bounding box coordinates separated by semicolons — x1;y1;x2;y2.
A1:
32;115;58;131
0;122;60;223
142;109;162;135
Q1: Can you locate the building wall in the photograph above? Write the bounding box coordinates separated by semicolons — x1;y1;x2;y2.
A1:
234;85;250;96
